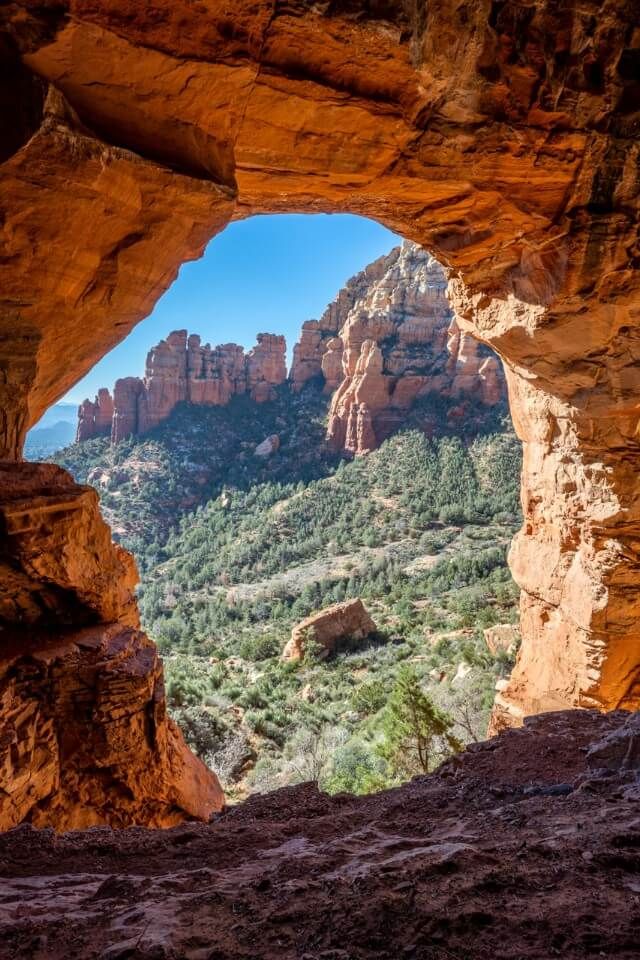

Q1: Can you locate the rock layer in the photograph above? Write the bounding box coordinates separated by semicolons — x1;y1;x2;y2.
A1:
0;462;224;830
80;330;287;442
292;243;505;455
0;622;223;830
0;710;637;959
76;388;113;442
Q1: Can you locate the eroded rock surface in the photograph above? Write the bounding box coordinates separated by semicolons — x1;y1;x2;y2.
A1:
0;462;224;830
82;330;287;442
283;599;376;661
0;623;223;830
0;710;637;959
0;0;639;812
291;243;505;454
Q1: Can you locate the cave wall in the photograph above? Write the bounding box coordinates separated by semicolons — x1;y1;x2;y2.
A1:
0;0;639;826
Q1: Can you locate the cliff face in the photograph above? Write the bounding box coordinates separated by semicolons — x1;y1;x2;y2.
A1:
76;388;113;442
79;331;287;442
0;462;224;830
291;242;506;455
79;245;503;450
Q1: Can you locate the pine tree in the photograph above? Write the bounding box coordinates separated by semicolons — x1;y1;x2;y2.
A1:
378;667;462;778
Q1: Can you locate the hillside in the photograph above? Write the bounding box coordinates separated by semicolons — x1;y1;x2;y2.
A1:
54;385;521;799
50;242;522;800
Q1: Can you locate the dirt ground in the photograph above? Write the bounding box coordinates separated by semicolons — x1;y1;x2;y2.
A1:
1;709;639;959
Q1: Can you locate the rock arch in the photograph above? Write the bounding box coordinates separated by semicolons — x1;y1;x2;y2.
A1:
0;0;638;825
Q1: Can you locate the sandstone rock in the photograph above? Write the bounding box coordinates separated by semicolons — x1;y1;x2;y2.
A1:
320;337;344;394
111;376;145;443
246;334;287;403
0;622;224;830
0;461;138;628
283;599;376;661
76;388;113;442
483;625;519;657
0;462;223;830
138;329;189;434
86;332;287;442
1;0;639;806
319;243;506;455
254;434;279;458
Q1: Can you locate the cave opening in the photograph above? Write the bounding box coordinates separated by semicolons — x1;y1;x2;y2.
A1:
23;212;521;808
1;0;639;841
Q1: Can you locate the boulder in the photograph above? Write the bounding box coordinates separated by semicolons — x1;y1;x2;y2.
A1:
283;599;376;661
254;434;280;458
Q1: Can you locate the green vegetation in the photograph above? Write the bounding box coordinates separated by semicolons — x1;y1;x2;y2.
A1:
54;385;522;800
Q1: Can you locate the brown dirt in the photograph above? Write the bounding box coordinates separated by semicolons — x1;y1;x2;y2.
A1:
1;709;639;959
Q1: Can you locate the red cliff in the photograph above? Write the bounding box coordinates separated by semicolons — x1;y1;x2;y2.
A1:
78;331;288;443
291;242;507;456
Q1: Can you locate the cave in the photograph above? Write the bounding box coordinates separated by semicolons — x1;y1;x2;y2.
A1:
0;1;639;954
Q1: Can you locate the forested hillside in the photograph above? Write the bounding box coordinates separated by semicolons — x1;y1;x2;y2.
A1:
54;385;522;799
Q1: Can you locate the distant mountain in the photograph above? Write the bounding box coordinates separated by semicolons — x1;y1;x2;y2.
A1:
32;402;78;428
25;418;76;458
71;243;505;453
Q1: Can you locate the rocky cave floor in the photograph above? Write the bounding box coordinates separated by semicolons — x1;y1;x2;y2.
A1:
1;710;639;960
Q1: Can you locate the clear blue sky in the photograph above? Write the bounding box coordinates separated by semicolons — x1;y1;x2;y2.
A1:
65;214;400;404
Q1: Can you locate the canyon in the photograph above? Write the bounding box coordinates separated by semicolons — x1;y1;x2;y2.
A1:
0;0;637;923
76;243;506;453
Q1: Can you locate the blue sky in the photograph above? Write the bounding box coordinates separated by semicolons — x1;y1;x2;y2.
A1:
65;214;400;404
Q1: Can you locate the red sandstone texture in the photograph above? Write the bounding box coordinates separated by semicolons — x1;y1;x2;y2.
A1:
80;330;287;442
80;244;503;451
0;0;639;821
290;243;505;455
0;462;224;830
0;709;638;959
76;387;113;442
282;598;376;661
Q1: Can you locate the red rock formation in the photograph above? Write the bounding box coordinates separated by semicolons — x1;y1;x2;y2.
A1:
246;333;287;403
111;376;145;443
0;462;223;830
138;330;189;434
88;331;287;442
254;434;280;458
76;388;113;442
0;462;138;628
1;0;639;819
283;599;376;661
0;623;223;830
320;337;344;394
323;243;506;454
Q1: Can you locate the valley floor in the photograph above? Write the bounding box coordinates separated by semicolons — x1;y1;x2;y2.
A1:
1;709;638;960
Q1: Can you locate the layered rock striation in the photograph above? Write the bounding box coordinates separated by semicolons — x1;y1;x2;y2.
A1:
79;244;504;452
79;330;287;442
292;243;505;455
76;388;113;442
0;462;224;830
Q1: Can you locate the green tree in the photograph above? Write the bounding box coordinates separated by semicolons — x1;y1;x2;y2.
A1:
378;667;462;778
